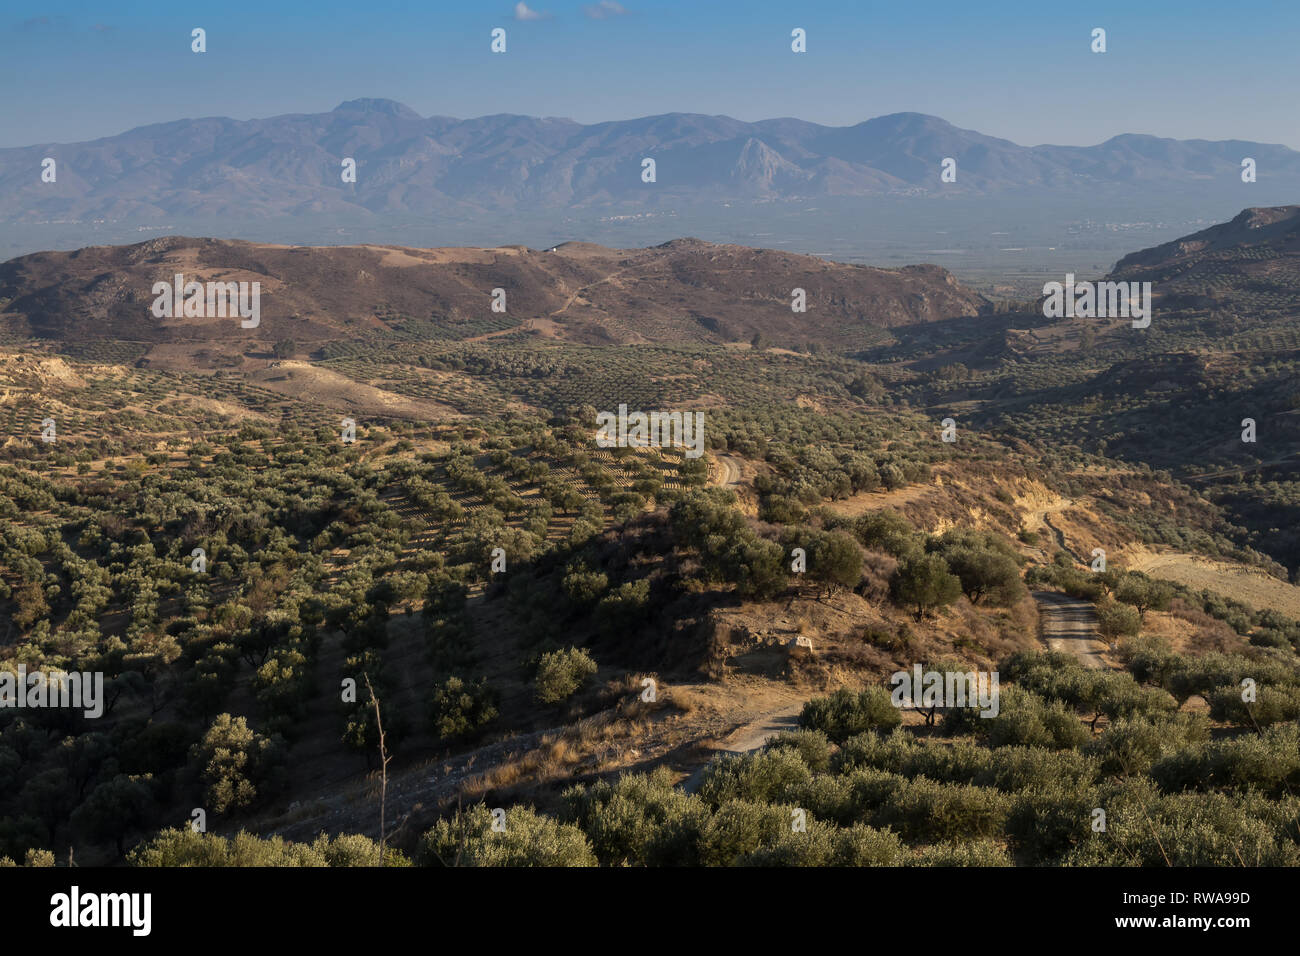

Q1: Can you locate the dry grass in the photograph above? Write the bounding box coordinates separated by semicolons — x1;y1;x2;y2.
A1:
666;685;712;715
1124;547;1300;619
455;690;674;801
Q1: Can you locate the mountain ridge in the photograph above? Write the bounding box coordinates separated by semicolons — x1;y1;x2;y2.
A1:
6;104;1299;228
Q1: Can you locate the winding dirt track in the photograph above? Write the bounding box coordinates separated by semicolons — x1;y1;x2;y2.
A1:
714;453;743;487
1032;590;1107;668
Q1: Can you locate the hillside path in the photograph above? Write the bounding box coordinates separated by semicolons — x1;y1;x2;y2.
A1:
680;702;804;793
713;453;744;487
549;266;630;317
1032;590;1107;668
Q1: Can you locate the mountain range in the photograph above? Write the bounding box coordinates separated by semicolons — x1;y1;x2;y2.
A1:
5;99;1298;229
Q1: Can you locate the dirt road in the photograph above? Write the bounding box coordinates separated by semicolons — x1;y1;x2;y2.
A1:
680;702;804;793
1032;590;1107;668
712;453;744;487
549;266;629;318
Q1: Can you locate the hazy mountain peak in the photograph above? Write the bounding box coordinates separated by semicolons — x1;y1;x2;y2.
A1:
870;111;951;125
857;112;957;133
734;137;802;183
332;98;422;119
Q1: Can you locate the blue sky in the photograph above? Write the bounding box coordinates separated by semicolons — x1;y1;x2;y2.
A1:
3;0;1298;149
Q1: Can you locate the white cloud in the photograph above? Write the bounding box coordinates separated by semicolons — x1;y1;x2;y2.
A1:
584;1;628;18
514;2;550;20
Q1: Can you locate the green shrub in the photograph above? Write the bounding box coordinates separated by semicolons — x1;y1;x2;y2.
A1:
929;530;1026;606
594;580;650;638
852;509;922;559
560;560;608;606
416;805;597;867
1205;682;1300;727
1065;781;1300;867
865;775;1011;842
977;687;1091;750
698;749;812;808
189;714;286;815
534;647;598;705
738;819;838;866
696;799;790;866
1089;714;1209;777
128;828;407;867
800;687;902;743
832;824;904;866
765;729;833;773
890;553;963;619
561;768;709;866
1096;600;1141;640
910;839;1012;867
1152;723;1300;797
428;676;498;742
1006;780;1101;863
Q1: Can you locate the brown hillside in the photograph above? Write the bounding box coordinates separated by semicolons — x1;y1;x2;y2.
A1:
0;236;987;354
1107;205;1300;310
